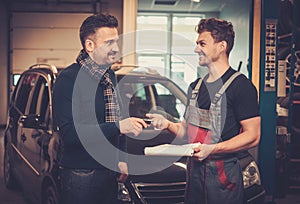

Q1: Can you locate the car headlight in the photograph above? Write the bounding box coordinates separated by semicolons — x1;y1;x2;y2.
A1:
118;182;131;202
243;161;261;189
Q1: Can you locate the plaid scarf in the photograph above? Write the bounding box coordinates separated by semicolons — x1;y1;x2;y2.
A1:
76;50;121;122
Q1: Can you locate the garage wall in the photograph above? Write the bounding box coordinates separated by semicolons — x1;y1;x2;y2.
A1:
220;0;251;76
11;1;123;73
0;2;9;127
12;13;91;72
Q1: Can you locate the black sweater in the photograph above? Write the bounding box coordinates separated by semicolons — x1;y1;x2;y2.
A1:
53;63;126;170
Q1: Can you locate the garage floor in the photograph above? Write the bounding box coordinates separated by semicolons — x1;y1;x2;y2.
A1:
276;194;300;204
0;128;27;204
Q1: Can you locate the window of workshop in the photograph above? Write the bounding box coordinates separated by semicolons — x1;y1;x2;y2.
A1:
136;15;169;77
136;14;204;91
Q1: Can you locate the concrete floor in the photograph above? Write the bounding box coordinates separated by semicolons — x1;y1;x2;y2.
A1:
0;128;27;204
276;194;300;204
0;127;299;204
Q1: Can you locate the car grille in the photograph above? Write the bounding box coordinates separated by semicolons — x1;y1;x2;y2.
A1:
132;181;186;204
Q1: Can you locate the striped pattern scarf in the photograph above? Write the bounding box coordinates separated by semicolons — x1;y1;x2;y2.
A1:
76;50;121;122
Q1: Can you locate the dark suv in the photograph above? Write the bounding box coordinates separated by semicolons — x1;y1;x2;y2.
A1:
4;64;265;204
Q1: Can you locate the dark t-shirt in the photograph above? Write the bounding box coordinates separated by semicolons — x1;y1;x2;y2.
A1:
185;67;260;141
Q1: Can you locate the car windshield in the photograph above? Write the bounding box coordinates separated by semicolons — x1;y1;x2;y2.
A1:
117;75;186;122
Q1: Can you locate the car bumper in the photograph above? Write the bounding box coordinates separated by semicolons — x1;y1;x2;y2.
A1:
245;184;266;204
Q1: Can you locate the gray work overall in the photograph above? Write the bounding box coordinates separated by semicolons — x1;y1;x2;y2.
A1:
184;72;245;204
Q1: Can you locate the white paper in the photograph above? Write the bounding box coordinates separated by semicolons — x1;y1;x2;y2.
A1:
144;143;201;157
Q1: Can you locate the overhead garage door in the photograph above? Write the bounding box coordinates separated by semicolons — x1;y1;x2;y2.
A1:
12;12;91;73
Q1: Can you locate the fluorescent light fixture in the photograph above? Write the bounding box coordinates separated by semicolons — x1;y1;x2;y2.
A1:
191;0;200;2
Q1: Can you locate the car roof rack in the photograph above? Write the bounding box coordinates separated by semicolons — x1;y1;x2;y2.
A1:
111;64;139;71
112;64;160;75
29;64;58;74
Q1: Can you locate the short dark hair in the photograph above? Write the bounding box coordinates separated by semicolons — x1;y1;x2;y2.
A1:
79;13;118;48
196;18;235;56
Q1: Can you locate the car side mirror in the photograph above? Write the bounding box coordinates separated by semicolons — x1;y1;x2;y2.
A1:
19;114;42;129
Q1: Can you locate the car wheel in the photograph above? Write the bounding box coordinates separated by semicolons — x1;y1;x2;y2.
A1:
3;143;19;190
42;185;59;204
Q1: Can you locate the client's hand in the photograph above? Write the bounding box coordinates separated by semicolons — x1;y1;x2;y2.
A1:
117;162;128;182
119;117;148;136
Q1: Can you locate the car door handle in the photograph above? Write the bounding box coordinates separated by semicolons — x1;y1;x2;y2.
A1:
21;133;27;142
19;116;26;123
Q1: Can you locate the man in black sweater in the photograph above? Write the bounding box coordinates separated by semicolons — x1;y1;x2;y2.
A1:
53;14;147;204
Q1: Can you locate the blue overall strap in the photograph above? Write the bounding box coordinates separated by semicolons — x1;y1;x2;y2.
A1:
211;72;242;105
190;78;203;107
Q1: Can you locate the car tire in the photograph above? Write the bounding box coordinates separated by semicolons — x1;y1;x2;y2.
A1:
42;185;59;204
3;143;19;190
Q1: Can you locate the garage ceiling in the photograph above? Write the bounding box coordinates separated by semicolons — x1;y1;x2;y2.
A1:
6;0;106;13
6;0;228;13
138;0;229;13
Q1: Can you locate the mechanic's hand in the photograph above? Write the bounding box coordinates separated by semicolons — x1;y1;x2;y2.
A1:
146;113;170;130
193;144;216;161
117;162;128;183
119;117;148;136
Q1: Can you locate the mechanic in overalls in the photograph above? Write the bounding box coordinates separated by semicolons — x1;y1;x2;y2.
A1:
147;18;261;204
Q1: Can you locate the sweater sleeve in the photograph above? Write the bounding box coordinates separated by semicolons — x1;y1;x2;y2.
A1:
118;135;128;162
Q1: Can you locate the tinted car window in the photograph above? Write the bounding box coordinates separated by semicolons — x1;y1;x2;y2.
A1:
15;73;38;114
127;83;152;118
29;75;50;126
119;80;185;121
153;82;184;119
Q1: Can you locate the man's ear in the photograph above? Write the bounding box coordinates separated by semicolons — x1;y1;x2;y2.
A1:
85;39;95;53
219;41;227;52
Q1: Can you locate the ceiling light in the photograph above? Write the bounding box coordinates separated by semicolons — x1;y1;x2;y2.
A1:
155;0;177;5
191;0;201;2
